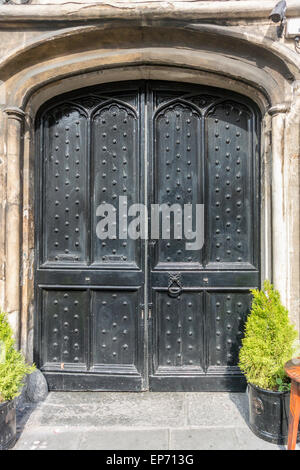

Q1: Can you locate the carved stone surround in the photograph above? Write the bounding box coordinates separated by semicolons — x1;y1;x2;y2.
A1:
0;1;299;360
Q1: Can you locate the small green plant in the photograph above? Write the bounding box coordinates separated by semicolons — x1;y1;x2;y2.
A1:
239;281;298;391
0;310;35;403
276;378;291;392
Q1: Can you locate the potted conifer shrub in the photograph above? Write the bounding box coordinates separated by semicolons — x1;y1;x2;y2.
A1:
239;281;300;445
0;310;35;450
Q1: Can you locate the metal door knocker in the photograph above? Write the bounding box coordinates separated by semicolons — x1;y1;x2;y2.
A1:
168;273;182;298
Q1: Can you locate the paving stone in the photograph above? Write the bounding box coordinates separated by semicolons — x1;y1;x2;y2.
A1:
34;392;186;427
187;392;248;427
170;428;240;450
95;392;185;427
78;428;169;450
46;392;105;405
30;404;106;427
14;427;81;450
234;426;300;451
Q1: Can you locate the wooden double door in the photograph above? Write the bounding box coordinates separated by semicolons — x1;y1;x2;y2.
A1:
35;81;260;391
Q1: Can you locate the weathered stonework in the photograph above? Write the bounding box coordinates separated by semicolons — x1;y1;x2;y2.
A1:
0;0;299;358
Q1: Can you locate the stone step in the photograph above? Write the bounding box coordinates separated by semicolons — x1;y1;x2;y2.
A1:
13;392;300;450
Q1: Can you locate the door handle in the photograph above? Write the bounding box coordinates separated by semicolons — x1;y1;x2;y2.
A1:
168;285;182;297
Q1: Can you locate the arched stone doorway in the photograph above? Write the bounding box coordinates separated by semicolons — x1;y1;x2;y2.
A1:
34;80;261;391
0;21;299;389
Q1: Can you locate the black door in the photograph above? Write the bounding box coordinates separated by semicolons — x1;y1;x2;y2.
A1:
35;81;260;391
148;83;260;391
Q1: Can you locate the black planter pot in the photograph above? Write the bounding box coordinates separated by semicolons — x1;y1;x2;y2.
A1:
248;383;300;445
0;400;16;450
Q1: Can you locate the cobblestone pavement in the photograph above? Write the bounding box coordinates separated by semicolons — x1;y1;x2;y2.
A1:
13;392;300;450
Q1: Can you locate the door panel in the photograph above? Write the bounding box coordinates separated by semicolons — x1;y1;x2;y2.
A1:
207;291;252;369
153;291;204;371
206;101;257;269
35;81;260;392
153;101;203;268
91;289;141;372
40;288;89;371
91;102;140;267
42;105;88;265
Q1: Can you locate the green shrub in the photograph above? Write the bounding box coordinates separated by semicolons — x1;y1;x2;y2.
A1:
0;310;35;403
239;281;298;391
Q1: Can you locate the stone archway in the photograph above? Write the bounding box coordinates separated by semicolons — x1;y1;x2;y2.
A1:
0;22;299;364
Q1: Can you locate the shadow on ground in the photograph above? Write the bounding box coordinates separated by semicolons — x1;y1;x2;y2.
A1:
229;391;249;425
15;402;38;443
